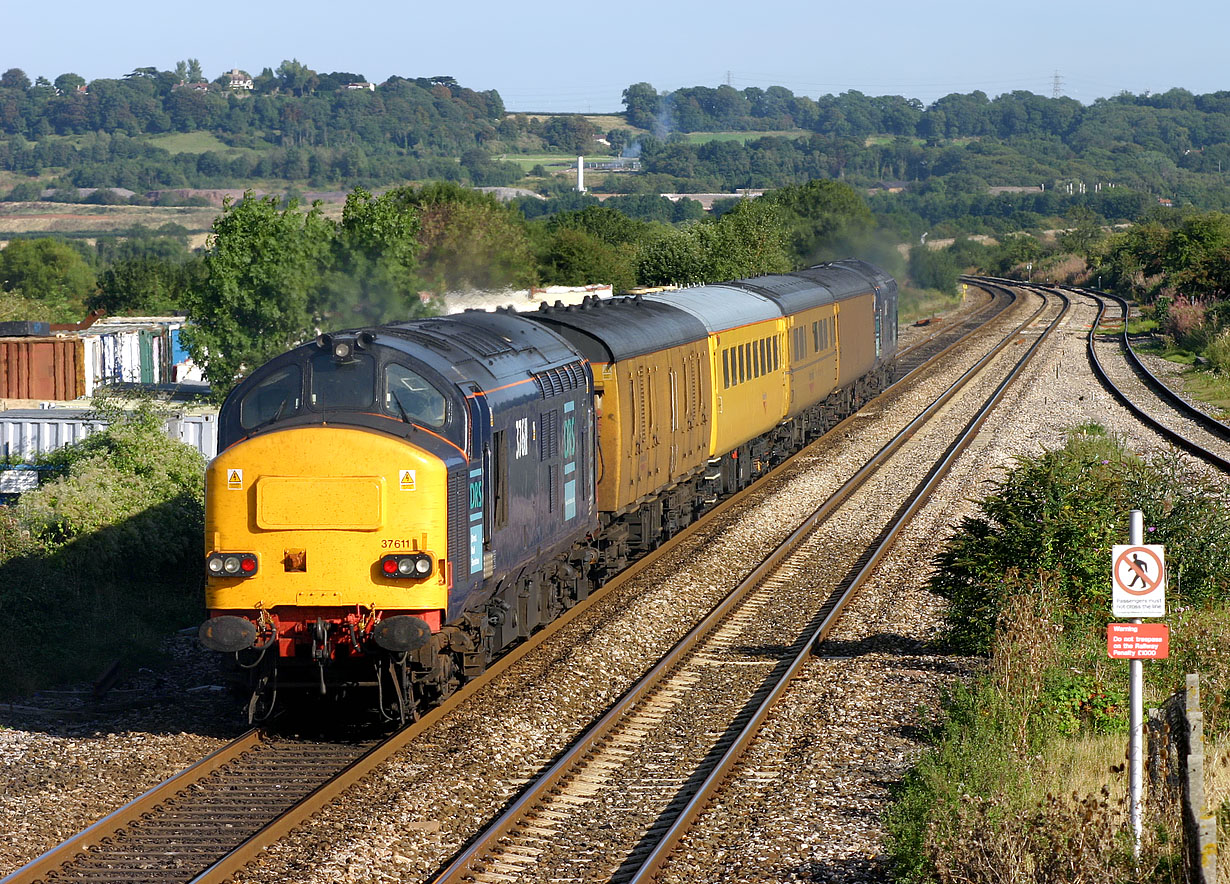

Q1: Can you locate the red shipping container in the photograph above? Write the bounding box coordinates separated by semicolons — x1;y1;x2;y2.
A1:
0;337;86;401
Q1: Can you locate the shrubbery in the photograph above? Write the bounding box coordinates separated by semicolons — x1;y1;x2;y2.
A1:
887;425;1230;883
0;396;206;694
932;424;1230;654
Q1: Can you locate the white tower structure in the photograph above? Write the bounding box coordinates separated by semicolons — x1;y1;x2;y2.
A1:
576;156;586;192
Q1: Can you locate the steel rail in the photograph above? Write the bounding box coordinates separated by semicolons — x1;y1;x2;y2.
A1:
427;286;1058;883
6;278;1024;884
1;730;263;884
628;288;1069;883
1080;288;1230;473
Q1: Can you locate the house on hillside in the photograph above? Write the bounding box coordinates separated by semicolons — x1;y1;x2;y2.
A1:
346;82;375;91
226;68;254;91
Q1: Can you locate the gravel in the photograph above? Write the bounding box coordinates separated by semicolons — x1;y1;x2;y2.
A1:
0;286;1207;883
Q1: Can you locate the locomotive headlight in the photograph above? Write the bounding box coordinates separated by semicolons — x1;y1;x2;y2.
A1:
207;552;258;578
333;341;351;360
379;554;434;579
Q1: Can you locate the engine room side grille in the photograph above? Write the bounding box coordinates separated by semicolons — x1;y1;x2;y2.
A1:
448;467;469;572
533;361;587;398
540;409;559;460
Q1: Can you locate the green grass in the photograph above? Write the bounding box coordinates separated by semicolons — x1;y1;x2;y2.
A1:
500;153;585;170
147;132;257;155
1176;369;1230;417
899;285;963;324
680;130;808;144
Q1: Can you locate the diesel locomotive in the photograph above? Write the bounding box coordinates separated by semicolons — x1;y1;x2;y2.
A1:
198;260;898;721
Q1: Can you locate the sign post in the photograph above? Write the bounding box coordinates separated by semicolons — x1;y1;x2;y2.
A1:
1111;510;1166;860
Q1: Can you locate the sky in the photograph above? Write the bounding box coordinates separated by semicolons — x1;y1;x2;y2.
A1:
6;0;1230;113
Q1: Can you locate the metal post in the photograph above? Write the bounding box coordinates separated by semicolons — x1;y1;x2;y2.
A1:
1129;509;1144;858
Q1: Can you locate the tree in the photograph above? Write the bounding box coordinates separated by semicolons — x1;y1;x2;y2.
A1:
276;59;318;96
622;82;658;130
187;58;203;83
761;180;875;264
541;116;600;154
908;243;962;293
53;72;85;94
704;198;791;280
397;182;535;291
547;205;648;247
636;200;789;286
318;187;427;326
0;237;96;320
0;69;30;90
180;193;334;397
1056;206;1104;259
538;228;637;292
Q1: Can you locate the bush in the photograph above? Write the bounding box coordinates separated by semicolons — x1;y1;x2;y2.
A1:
1205;327;1230;374
1163;294;1210;350
931;425;1230;654
24;396;205;571
0;395;206;695
886;425;1229;883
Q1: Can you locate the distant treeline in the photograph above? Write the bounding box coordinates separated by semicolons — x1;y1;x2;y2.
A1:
623;82;1230;147
7;65;1230;233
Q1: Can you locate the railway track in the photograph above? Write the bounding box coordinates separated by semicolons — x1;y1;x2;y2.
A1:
425;286;1066;883
2;281;1026;884
3;731;374;884
1077;285;1230;471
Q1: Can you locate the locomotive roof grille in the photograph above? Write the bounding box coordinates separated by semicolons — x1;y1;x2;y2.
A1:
386;318;516;358
532;361;587;398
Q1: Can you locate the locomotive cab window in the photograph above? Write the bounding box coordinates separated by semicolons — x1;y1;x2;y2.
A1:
239;365;302;430
385;364;447;427
310;352;375;411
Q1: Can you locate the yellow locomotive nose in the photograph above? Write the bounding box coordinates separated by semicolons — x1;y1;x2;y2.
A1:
204;426;450;616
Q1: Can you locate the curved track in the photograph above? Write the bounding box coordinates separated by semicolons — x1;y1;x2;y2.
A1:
2;281;1024;884
426;287;1066;883
1077;285;1230;472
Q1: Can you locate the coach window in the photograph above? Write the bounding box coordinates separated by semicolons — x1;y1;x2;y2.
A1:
239;364;301;430
386;363;447;427
723;349;730;389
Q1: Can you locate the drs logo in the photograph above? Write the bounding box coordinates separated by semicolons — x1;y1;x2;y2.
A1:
562;416;576;459
469;478;483;511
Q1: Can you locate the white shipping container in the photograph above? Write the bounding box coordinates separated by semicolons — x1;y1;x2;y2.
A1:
0;408;218;462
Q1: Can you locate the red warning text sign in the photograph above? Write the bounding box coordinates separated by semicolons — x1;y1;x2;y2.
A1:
1107;622;1169;659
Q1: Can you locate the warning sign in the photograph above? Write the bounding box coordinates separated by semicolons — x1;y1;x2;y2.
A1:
399;469;416;491
227;468;243;490
1112;544;1165;617
1107;622;1170;659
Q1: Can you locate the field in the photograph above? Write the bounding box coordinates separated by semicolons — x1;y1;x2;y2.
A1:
0;201;223;244
680;130;808;144
147;132;262;156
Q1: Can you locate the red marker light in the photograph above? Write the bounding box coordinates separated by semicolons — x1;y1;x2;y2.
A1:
382;558;398;574
240;556;257;573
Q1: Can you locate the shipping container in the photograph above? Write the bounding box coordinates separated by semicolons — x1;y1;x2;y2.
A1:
0;338;86;400
0;408;218;461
